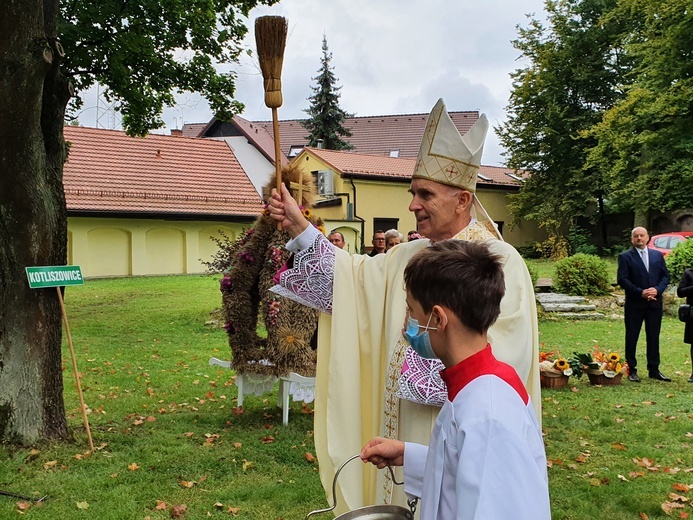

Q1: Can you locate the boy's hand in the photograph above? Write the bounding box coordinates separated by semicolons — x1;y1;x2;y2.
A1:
267;184;309;238
360;437;404;469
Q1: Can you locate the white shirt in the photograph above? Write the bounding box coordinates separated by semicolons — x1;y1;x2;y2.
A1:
403;347;550;520
638;247;649;272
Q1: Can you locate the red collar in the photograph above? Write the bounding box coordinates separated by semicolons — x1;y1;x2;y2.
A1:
440;344;529;404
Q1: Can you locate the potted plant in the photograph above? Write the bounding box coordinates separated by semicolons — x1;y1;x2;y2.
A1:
539;351;583;389
573;346;628;386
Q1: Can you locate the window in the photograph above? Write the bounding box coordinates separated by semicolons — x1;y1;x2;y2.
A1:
389;150;400;158
373;218;398;233
288;145;304;158
505;172;525;183
653;237;669;248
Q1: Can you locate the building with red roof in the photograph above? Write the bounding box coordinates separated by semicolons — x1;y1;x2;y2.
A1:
63;126;262;277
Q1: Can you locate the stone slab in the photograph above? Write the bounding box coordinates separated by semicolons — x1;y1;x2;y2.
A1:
541;303;597;312
536;293;587;304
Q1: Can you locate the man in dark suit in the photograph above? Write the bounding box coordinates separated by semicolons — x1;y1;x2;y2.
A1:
617;227;671;382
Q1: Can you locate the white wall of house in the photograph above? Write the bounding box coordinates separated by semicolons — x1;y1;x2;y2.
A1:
214;137;274;196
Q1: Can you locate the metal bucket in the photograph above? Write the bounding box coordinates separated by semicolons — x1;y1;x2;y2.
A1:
306;454;416;520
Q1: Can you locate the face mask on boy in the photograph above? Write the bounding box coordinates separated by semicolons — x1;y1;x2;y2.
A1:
403;314;438;359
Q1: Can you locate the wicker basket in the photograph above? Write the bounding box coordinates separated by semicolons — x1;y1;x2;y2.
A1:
587;372;623;386
540;373;570;389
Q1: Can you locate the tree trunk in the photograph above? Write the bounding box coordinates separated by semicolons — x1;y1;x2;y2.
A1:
0;0;70;443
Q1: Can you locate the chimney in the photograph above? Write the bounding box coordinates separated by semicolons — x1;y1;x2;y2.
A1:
170;129;183;137
317;139;324;149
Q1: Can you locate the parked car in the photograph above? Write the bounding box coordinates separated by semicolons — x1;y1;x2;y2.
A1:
648;231;693;257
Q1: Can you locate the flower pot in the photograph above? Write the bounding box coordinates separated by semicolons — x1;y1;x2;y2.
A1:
587;372;623;386
540;373;570;389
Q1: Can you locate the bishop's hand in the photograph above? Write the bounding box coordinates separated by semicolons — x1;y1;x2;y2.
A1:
268;183;309;238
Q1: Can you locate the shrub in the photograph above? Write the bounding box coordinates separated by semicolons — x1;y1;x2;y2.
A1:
516;243;542;259
553;253;611;295
666;238;693;283
536;235;570;260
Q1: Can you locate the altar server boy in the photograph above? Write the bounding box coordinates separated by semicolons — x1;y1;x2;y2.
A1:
361;240;550;519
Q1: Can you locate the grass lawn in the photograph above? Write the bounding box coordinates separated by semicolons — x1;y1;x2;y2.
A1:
1;274;692;519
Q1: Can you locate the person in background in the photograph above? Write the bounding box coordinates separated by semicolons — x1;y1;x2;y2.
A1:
408;230;422;241
361;240;550;520
677;268;693;383
328;230;346;249
368;230;386;256
617;226;671;382
385;229;404;251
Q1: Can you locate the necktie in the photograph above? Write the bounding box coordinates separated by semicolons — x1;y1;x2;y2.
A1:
641;249;649;272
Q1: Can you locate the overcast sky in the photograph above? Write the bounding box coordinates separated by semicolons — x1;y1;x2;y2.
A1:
78;0;548;166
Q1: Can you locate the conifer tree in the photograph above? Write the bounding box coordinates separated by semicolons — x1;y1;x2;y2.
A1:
302;36;353;150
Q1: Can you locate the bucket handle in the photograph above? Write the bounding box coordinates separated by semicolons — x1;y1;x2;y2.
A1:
305;453;406;519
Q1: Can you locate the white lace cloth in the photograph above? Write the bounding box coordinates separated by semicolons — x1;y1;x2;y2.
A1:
288;382;316;403
270;226;335;314
396;345;446;406
240;372;278;396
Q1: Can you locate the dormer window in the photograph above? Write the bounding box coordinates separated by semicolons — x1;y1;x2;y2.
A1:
389;150;400;158
288;145;304;158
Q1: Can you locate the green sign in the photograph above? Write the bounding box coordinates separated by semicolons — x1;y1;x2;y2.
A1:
26;265;84;288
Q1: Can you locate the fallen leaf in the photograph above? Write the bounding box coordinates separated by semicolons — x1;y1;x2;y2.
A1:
242;460;254;472
232;442;242;449
178;478;195;489
183;432;194;437
155;500;168;510
16;501;31;512
25;449;41;463
232;407;244;415
662;501;685;514
668;493;689;503
673;483;692;492
213;502;224;510
262;436;275;444
170;504;188;517
612;443;627;451
227;506;240;515
128;462;140;471
618;474;629;482
575;453;589;463
76;501;89;510
305;452;316;463
639;513;649;520
43;460;58;470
